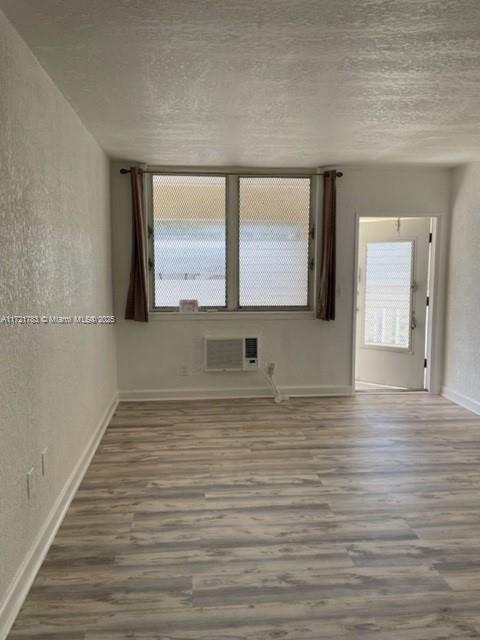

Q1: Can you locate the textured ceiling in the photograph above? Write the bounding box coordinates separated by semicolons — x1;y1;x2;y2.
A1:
2;0;480;166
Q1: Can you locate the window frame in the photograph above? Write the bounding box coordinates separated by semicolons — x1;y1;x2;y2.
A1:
147;169;317;314
148;172;229;312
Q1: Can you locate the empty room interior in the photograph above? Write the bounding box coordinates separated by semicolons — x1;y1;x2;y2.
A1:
2;1;480;638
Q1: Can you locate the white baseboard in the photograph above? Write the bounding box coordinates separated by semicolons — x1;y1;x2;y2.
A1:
281;385;352;397
0;393;118;640
118;385;353;401
442;386;480;416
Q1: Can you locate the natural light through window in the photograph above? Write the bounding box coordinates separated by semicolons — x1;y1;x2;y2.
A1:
239;177;311;307
152;175;226;308
151;173;312;311
364;241;413;349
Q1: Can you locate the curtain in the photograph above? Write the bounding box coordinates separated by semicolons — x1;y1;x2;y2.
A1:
125;167;149;322
317;170;337;321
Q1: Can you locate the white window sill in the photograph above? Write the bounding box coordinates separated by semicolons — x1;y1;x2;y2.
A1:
148;310;315;321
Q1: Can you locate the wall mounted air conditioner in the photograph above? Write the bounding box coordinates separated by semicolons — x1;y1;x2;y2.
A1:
204;337;259;372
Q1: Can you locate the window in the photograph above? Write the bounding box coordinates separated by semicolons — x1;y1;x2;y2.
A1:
152;175;226;308
364;241;413;349
239;177;311;308
150;173;313;311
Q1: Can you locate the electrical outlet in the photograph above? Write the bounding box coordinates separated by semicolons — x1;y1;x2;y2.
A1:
26;467;36;500
180;364;188;376
267;362;276;377
41;448;48;477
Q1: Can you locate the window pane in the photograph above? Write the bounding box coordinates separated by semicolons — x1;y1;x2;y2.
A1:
152;175;226;307
239;177;311;307
364;241;413;348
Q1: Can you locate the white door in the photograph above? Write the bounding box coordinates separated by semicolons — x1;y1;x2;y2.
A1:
355;217;431;389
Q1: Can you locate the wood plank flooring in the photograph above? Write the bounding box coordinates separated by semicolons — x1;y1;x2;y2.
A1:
8;393;480;639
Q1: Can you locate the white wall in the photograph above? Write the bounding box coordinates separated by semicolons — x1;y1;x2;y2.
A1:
112;163;451;399
0;8;117;625
443;163;480;412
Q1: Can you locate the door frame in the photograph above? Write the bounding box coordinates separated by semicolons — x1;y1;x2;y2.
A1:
351;214;443;393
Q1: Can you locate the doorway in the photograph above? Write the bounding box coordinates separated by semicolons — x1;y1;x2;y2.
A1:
354;217;433;391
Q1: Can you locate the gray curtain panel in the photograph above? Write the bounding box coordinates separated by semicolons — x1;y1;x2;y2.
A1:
317;170;337;321
125;167;149;322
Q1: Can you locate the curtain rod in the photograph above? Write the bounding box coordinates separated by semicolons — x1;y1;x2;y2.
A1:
120;168;343;177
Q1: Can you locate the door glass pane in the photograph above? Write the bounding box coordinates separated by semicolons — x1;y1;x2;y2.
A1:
364;241;413;349
152;175;226;308
239;177;311;307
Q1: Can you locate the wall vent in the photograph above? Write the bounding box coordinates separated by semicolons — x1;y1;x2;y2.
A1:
204;337;259;371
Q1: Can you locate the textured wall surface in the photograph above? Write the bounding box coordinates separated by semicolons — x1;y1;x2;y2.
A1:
0;10;117;606
112;163;450;396
444;164;480;403
1;0;480;166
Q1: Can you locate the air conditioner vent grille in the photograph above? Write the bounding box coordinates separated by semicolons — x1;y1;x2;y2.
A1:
245;338;258;359
206;338;243;371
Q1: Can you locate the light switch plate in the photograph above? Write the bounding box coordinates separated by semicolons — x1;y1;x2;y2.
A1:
41;448;48;476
